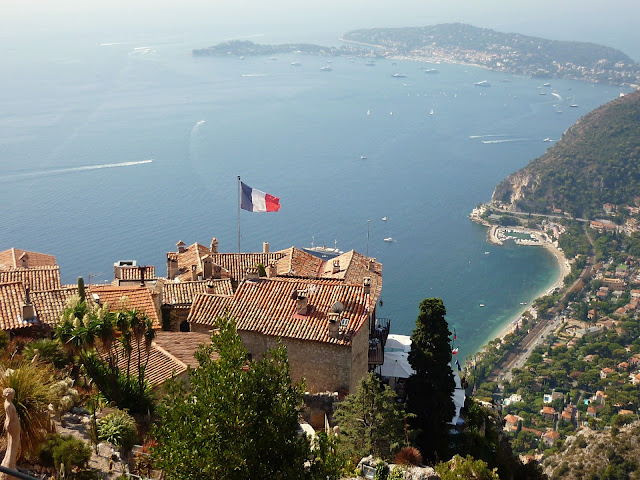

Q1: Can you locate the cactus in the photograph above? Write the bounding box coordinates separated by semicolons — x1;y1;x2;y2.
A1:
77;276;85;302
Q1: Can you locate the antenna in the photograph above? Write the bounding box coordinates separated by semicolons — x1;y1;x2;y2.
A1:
366;219;370;257
88;272;102;284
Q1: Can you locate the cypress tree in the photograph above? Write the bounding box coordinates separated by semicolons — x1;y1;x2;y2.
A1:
406;297;456;462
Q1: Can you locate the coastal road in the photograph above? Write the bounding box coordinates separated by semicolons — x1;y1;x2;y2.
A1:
488;227;595;383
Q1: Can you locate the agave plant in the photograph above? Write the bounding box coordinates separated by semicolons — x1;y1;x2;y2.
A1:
0;361;56;458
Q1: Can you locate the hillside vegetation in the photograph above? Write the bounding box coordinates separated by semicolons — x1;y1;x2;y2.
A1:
492;89;640;218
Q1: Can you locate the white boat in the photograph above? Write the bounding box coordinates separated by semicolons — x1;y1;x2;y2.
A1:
484;251;489;255
367;109;370;116
384;237;393;242
474;80;491;87
543;82;551;87
301;238;343;259
320;66;332;71
382;217;387;221
424;68;439;74
543;138;552;142
360;155;368;160
291;61;302;66
479;304;485;307
429;108;434;115
392;73;407;78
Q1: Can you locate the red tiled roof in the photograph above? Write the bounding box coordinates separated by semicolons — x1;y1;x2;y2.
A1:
163;280;233;306
0;266;61;292
276;247;325;277
87;285;161;329
0;282;37;330
31;287;77;326
188;277;370;346
504;414;520;425
544;430;561;440
118;266;156;281
111;332;215;388
208;252;287;281
540;406;556;415
0;248;57;269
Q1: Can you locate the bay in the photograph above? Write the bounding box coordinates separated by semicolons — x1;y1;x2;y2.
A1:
0;35;629;358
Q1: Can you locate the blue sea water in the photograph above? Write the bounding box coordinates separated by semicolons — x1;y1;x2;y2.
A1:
0;34;630;359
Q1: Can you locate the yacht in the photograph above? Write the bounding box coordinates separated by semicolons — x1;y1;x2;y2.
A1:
424;68;439;74
301;238;343;259
474;80;491;87
392;73;407;78
382;217;387;221
429;108;434;115
384;237;393;242
291;61;302;66
360;155;368;160
320;66;332;72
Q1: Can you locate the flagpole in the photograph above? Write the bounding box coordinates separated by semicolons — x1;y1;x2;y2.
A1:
237;175;241;253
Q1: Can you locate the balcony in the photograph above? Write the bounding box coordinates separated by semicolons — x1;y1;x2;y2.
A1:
368;317;390;366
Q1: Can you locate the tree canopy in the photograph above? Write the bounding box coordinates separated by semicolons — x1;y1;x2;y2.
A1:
406;298;456;462
333;372;407;461
152;315;310;480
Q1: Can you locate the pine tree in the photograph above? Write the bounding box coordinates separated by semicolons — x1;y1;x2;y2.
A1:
406;298;456;462
333;372;406;461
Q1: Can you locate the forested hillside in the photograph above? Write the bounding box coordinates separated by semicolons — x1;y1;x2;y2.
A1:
492;89;640;218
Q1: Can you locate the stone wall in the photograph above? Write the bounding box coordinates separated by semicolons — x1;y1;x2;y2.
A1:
161;306;190;331
189;322;370;394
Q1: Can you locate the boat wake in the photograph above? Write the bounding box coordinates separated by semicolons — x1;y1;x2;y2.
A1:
469;134;517;139
481;138;527;144
0;160;153;182
191;120;205;136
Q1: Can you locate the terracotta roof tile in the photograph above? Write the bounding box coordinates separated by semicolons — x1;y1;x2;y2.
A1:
0;248;57;269
0;282;38;330
276;247;325;277
0;266;61;291
207;252;288;281
189;277;370;345
87;285;161;329
163;280;233;306
111;332;215;388
31;287;77;326
118;266;155;281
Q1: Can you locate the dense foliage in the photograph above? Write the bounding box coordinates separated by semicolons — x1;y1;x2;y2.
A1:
39;434;92;477
333;372;407;461
152;315;310;480
406;298;455;462
496;90;640;218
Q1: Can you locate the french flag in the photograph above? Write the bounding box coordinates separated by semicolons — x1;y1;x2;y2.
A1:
241;181;281;213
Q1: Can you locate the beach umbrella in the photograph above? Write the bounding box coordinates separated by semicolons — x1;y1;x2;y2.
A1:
381;351;415;378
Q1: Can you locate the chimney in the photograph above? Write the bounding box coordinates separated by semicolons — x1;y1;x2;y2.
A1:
328;312;340;338
332;259;340;274
296;290;309;315
203;256;213;279
139;266;145;287
22;287;35;321
263;242;270;253
266;260;277;278
19;252;29;269
176;240;186;254
167;257;178;279
244;267;259;281
368;258;376;272
213;264;222;279
210;237;218;253
363;277;371;295
190;264;198;281
206;280;216;295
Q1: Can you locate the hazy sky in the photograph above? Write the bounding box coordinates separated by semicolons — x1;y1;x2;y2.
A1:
2;1;640;59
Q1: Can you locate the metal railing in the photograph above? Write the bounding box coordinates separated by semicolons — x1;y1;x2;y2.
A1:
0;465;40;480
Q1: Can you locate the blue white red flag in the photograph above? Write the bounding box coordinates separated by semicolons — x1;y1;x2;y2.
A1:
452;347;459;355
455;359;462;371
240;182;281;212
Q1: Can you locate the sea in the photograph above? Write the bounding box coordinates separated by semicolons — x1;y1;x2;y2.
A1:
0;15;634;360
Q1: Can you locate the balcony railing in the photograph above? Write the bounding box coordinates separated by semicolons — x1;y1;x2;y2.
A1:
368;317;391;365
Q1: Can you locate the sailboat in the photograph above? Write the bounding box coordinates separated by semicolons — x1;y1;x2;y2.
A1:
570;97;579;108
429;108;434;115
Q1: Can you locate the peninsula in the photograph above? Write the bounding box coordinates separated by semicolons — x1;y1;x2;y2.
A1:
194;23;640;87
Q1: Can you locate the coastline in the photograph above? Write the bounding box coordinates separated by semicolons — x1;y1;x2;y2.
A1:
475;222;571;353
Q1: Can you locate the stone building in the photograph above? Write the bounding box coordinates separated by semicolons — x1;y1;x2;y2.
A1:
188;276;383;394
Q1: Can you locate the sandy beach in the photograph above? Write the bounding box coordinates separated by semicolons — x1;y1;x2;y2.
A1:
489;230;571;344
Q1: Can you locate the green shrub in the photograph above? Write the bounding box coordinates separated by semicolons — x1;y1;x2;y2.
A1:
98;409;137;453
39;434;91;473
375;462;389;480
22;338;68;368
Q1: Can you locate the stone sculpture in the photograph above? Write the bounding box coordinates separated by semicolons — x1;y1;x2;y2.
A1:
1;388;20;480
